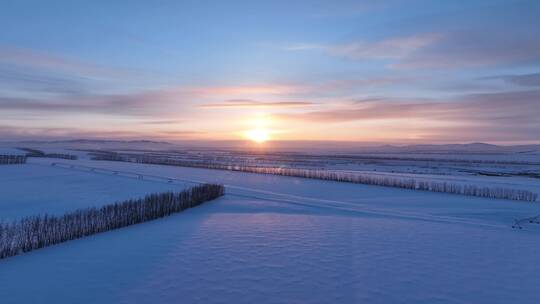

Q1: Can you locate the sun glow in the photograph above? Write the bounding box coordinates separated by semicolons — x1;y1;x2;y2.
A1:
246;129;270;143
242;113;274;143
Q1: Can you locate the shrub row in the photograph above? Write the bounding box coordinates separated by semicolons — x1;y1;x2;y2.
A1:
93;154;538;202
0;183;224;259
0;155;27;165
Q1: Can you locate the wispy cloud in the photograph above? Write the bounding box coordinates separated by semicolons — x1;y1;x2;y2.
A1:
185;84;306;96
480;73;540;87
140;119;185;125
280;90;540;123
286;29;540;69
0;46;118;77
0;45;174;100
0;88;191;117
392;31;540;69
199;99;315;109
0;124;204;141
284;33;440;60
271;90;540;143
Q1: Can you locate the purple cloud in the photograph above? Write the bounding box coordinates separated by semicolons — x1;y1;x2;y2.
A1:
277;90;540;142
481;73;540;87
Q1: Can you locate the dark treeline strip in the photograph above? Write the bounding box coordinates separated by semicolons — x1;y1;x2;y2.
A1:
285;153;540;166
0;183;224;260
92;152;538;202
18;148;78;160
0;155;27;165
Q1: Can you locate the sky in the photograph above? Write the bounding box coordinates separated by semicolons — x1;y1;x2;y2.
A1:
1;0;539;145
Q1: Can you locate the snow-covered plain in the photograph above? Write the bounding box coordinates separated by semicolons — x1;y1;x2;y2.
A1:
0;147;26;155
1;157;540;303
0;162;188;220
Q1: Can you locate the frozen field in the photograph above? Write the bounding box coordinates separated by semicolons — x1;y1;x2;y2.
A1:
1;158;540;303
0;147;26;155
0;162;187;220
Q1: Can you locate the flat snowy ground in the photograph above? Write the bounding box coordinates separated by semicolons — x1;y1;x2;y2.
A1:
1;158;540;303
0;162;188;220
0;147;25;155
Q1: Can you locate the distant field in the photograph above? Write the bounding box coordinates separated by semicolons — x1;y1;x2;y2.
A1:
0;162;187;220
2;145;540;304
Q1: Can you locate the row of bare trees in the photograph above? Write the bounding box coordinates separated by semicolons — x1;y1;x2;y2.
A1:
0;183;224;259
18;148;78;160
236;166;537;201
93;153;538;202
0;155;27;165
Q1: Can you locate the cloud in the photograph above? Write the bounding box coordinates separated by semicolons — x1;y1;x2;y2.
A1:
287;29;540;69
140;119;185;125
185;85;306;96
0;45;118;77
0;124;203;141
0;82;321;117
0;45;174;100
275;90;540;142
282;90;540;123
481;73;540;87
0;88;191;117
0;66;90;95
188;78;411;100
392;31;540;69
285;33;440;60
199;99;315;109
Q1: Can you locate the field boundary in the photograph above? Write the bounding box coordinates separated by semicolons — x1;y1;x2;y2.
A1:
90;154;538;202
0;183;224;260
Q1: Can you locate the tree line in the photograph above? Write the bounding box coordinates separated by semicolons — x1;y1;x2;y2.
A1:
0;155;27;165
92;153;538;202
18;148;78;160
0;183;224;259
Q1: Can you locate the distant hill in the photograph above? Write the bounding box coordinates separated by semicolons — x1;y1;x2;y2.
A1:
359;143;540;154
7;139;175;152
18;139;172;145
4;139;540;154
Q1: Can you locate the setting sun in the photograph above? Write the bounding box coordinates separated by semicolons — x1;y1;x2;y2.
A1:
246;129;270;143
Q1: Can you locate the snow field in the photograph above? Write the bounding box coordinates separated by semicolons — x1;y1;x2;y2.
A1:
1;158;540;303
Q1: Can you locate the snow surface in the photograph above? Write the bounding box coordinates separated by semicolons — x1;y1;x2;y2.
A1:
0;147;25;155
0;162;188;220
1;158;540;303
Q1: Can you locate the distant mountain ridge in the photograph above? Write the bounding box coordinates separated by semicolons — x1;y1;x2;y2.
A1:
364;143;540;153
17;139;172;145
3;139;539;154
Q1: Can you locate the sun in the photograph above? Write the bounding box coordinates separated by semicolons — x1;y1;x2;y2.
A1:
246;129;269;143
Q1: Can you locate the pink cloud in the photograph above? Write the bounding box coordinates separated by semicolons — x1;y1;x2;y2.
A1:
277;90;540;136
199;99;315;109
0;124;204;141
185;84;306;96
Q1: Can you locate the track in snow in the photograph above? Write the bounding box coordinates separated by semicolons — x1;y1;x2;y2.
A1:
44;161;516;230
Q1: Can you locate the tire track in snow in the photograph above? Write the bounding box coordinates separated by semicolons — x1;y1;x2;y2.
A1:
36;160;510;230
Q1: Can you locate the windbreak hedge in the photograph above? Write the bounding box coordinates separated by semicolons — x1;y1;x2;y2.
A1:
93;153;538;202
0;183;224;259
0;155;26;165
